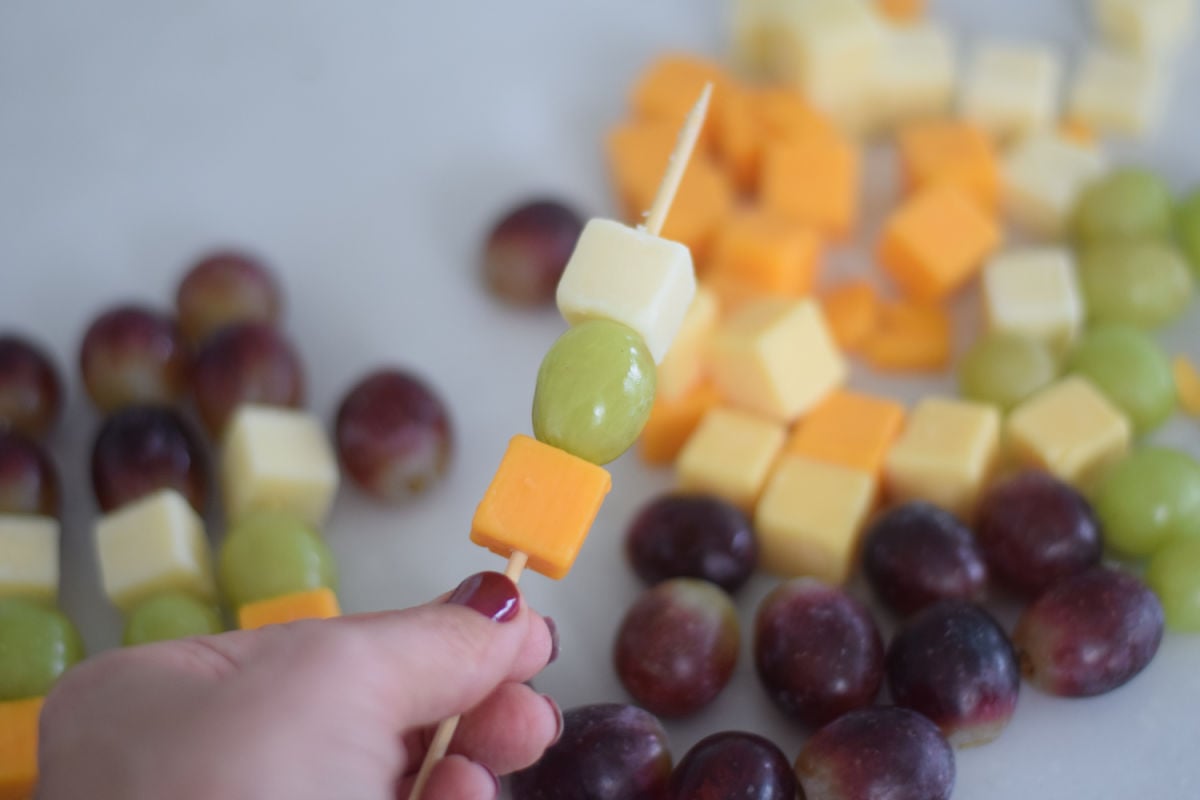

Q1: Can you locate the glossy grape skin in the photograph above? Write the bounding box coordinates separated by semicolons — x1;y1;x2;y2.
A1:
334;369;453;504
191;322;305;437
667;731;796;800
957;333;1058;411
1179;189;1200;275
510;703;672;800
1065;324;1174;434
218;511;336;609
176;250;282;344
886;601;1020;747
0;334;63;438
1093;447;1200;558
1071;168;1174;246
0;597;83;701
91;405;209;513
1078;242;1193;329
123;591;223;645
1014;566;1163;697
533;320;656;465
80;305;190;413
483;199;584;306
753;578;883;727
614;578;739;718
975;471;1102;597
795;707;955;800
862;502;988;616
0;430;59;517
1146;537;1200;632
625;493;757;593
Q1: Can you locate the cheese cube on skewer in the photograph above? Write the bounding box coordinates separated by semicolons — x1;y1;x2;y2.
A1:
982;248;1084;353
960;42;1062;142
1003;134;1107;238
0;515;58;603
0;697;42;800
1069;48;1166;138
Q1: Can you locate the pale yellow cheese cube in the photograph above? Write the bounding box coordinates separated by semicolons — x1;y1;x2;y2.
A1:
95;489;215;612
982;248;1084;353
1002;134;1108;238
755;455;876;584
1068;48;1165;138
1007;376;1132;488
883;397;1001;519
557;219;696;363
1092;0;1195;56
677;407;786;512
732;0;792;78
221;405;340;527
0;515;59;603
708;298;846;424
657;286;717;403
866;22;956;133
960;42;1062;142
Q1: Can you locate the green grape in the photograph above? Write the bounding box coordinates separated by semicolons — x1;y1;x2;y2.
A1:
0;597;83;701
219;511;337;609
1079;242;1193;329
1065;325;1174;434
957;332;1058;411
1094;447;1200;559
123;591;223;646
1071;168;1174;246
532;319;656;465
1178;190;1200;276
1146;537;1200;632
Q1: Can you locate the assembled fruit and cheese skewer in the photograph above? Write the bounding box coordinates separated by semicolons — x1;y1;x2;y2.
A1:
408;84;712;800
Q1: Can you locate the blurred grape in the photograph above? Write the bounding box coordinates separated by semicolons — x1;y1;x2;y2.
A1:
91;405;209;513
0;334;63;438
0;430;59;517
176;250;282;344
191;322;304;437
80;305;190;413
483;199;583;306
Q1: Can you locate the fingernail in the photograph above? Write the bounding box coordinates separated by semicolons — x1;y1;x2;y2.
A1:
545;616;560;664
446;572;520;622
543;694;564;745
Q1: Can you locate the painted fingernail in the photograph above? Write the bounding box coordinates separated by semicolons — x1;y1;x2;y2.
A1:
543;694;564;746
545;616;560;664
446;572;520;622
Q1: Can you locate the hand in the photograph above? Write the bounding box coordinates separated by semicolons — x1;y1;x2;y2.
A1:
37;572;560;800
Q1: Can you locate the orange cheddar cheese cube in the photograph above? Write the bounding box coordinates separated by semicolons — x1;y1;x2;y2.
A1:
898;120;1000;210
0;697;41;800
819;280;880;351
861;301;953;372
238;588;341;630
714;85;762;191
786;390;906;476
878;184;1001;302
639;382;722;466
702;273;769;318
631;54;730;150
709;211;822;298
752;87;841;146
760;133;860;240
471;436;612;580
877;0;927;22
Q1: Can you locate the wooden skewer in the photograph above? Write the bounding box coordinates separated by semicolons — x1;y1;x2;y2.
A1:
407;84;711;800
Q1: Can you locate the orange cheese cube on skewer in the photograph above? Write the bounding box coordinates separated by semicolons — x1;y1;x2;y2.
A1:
0;697;42;800
761;133;861;240
898;120;1000;210
786;390;907;477
639;382;722;466
709;212;822;298
238;588;342;630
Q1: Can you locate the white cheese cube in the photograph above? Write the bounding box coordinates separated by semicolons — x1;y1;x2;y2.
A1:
1068;48;1166;137
732;0;792;78
1003;134;1108;238
866;22;956;132
221;405;340;527
95;489;214;612
960;42;1062;142
557;218;696;363
1092;0;1195;56
0;515;59;603
982;248;1085;353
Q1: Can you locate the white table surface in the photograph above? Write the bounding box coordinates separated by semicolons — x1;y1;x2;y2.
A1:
3;0;1199;797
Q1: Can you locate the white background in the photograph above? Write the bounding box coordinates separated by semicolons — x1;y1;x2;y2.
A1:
2;0;1200;797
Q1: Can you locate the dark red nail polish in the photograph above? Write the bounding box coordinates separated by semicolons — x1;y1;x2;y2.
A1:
545;616;560;664
543;694;564;745
446;571;520;622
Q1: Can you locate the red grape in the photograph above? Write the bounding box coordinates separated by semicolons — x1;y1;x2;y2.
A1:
334;369;453;504
483;199;584;306
79;305;190;413
625;493;757;593
191;322;305;437
796;706;955;800
0;334;63;438
176;250;282;344
91;406;209;513
886;601;1020;747
753;578;883;727
510;703;672;800
0;431;59;517
667;731;796;800
613;578;739;718
1014;566;1163;697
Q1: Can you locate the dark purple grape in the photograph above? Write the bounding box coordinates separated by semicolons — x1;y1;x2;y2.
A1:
667;731;796;800
886;601;1020;747
91;406;209;513
1014;566;1163;697
510;703;672;800
483;199;584;306
334;369;453;504
862;502;987;616
176;250;282;344
191;322;304;437
796;707;955;800
0;431;59;517
625;493;757;593
754;578;883;727
975;471;1102;596
0;334;63;438
614;578;739;718
79;305;190;413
